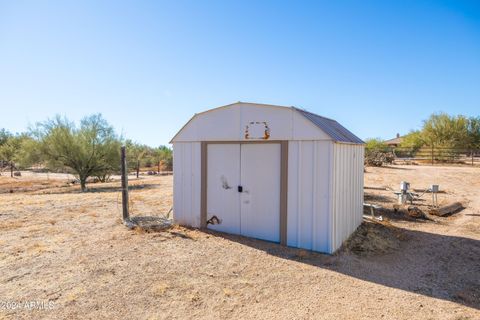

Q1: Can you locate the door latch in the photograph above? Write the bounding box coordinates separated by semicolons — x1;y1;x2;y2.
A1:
238;185;243;193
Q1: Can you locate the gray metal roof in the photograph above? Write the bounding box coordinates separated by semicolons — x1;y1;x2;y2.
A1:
293;107;364;144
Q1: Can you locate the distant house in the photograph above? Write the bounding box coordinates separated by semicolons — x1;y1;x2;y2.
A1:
385;133;403;147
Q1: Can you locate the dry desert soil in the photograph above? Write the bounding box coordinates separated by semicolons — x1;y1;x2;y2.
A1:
0;165;479;320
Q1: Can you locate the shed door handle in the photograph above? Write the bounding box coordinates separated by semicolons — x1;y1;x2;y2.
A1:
238;186;243;193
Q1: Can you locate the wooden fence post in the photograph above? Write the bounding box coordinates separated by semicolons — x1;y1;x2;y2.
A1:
121;146;130;222
431;145;434;166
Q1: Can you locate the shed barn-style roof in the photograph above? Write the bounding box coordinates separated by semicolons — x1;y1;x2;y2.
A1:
171;102;364;144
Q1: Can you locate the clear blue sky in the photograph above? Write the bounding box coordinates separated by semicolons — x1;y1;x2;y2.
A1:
1;0;479;146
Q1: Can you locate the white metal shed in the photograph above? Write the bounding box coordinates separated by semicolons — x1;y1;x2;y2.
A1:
171;102;364;253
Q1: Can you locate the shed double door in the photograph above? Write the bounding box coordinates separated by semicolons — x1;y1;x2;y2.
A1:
207;143;281;242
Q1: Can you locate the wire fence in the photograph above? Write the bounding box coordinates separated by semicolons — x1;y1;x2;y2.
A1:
389;147;480;166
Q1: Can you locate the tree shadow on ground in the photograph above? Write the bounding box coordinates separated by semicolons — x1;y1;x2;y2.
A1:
86;183;160;193
31;183;160;195
201;223;480;310
368;166;414;171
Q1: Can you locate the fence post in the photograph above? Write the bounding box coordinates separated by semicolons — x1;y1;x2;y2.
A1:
121;146;130;222
472;150;475;166
431;145;434;166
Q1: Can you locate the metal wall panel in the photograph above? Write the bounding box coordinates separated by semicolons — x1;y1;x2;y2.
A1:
287;140;332;252
173;142;202;227
331;143;364;252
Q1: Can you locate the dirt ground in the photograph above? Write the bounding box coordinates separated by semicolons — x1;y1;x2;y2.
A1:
0;165;479;320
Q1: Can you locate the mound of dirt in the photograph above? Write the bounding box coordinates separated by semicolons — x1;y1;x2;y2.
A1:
342;220;405;255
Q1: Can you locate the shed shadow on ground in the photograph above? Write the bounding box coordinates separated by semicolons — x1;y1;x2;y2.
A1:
363;192;434;222
364;193;395;203
202;225;480;310
365;207;434;223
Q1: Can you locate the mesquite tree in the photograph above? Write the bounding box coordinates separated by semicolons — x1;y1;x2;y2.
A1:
0;133;30;177
31;114;121;191
0;138;19;177
125;140;147;178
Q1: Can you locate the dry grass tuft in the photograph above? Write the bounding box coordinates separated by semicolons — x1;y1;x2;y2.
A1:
79;206;88;214
86;211;98;217
223;288;234;297
342;219;404;255
188;291;201;303
133;226;147;234
26;224;43;233
0;220;23;231
0;175;71;194
27;242;50;254
151;282;170;297
64;287;87;304
294;249;311;260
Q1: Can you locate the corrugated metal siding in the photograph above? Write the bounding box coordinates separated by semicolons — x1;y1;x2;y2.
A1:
330;143;364;252
173;139;363;253
287;140;332;252
173;142;202;227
